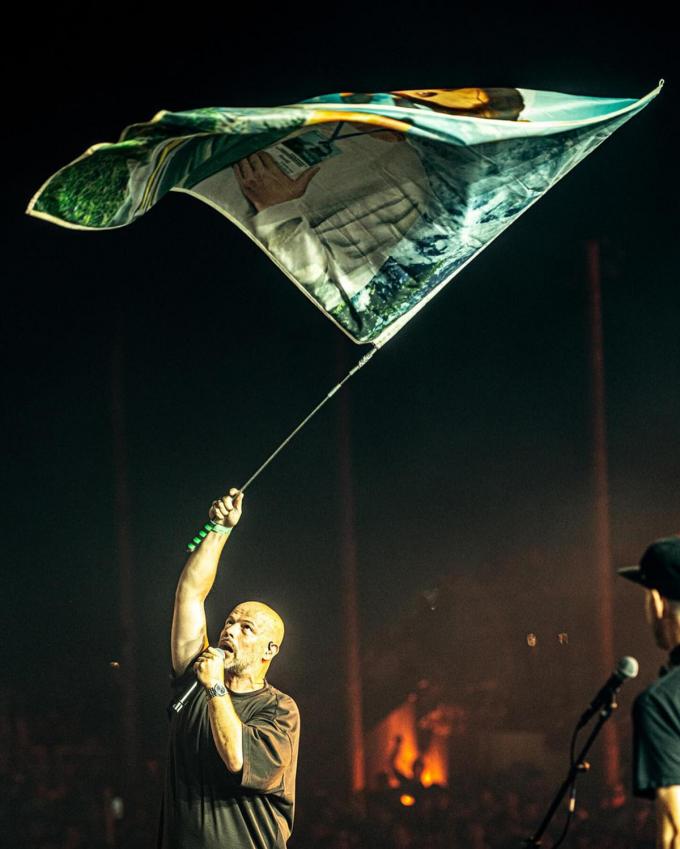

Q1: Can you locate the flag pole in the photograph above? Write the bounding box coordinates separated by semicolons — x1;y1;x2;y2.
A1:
186;345;378;552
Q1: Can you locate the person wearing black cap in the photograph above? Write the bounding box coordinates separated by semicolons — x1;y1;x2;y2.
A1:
618;536;680;849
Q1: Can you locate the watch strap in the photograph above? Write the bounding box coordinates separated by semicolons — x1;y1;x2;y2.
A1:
205;682;227;700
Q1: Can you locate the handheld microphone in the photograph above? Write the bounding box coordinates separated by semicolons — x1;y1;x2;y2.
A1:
576;656;639;729
171;647;226;714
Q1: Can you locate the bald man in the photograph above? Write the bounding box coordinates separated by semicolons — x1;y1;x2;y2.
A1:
158;489;300;849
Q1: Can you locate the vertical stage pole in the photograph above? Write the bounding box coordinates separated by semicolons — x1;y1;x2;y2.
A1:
586;239;620;794
336;342;366;797
111;325;139;800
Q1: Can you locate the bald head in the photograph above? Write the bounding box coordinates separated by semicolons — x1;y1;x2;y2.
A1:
236;601;285;647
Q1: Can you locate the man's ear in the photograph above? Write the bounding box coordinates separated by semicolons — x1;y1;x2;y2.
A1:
649;588;665;620
264;642;280;660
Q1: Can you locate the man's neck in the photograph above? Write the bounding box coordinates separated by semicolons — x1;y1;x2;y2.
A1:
226;671;267;693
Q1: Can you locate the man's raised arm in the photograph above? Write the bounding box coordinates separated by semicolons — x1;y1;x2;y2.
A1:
171;489;244;676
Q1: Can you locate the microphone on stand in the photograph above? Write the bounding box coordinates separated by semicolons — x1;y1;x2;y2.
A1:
171;647;226;714
576;655;639;729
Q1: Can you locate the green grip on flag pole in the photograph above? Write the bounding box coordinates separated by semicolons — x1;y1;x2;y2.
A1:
187;523;216;552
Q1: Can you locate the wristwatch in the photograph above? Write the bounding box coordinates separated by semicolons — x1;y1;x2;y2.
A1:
205;682;227;700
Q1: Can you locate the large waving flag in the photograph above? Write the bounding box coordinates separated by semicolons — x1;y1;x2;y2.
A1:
28;83;662;346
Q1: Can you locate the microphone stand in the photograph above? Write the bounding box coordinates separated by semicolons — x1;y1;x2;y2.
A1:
522;689;619;848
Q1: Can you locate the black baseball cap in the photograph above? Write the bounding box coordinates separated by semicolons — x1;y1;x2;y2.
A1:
618;537;680;601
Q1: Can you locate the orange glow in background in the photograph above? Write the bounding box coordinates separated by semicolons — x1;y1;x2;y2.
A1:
419;731;448;787
365;698;449;788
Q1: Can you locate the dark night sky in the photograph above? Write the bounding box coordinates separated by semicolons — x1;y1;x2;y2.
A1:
4;5;679;794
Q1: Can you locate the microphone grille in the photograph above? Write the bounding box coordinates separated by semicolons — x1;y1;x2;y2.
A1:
617;656;639;679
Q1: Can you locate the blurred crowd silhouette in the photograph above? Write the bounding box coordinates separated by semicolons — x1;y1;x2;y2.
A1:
1;700;657;849
293;775;655;848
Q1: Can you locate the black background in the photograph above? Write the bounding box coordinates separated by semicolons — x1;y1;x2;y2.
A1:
4;1;679;811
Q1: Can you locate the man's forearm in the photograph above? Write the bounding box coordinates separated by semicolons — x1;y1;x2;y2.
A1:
171;490;243;675
207;693;244;772
176;530;231;601
171;531;232;672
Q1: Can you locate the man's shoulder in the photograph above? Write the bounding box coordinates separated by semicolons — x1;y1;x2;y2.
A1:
635;668;680;713
262;684;300;738
266;684;299;717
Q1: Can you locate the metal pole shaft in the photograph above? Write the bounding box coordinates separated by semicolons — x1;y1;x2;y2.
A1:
239;347;377;493
186;347;378;552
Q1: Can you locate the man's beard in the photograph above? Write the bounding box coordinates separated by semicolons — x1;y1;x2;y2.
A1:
225;650;256;676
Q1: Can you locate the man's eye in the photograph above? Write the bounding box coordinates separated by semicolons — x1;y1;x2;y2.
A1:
243;624;251;631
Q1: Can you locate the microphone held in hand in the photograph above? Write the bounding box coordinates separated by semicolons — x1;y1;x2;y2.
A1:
171;647;226;714
576;655;639;729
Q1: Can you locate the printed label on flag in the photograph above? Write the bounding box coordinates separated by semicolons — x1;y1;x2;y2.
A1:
265;131;341;178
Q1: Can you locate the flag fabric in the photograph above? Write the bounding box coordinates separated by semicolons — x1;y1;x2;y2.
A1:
28;83;662;346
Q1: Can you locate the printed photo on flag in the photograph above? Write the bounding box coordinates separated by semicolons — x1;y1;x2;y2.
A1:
27;83;662;345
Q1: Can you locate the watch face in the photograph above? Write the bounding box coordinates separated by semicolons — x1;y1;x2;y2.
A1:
214;683;227;696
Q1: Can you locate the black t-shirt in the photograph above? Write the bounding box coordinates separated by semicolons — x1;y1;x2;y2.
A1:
158;666;299;849
632;665;680;798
